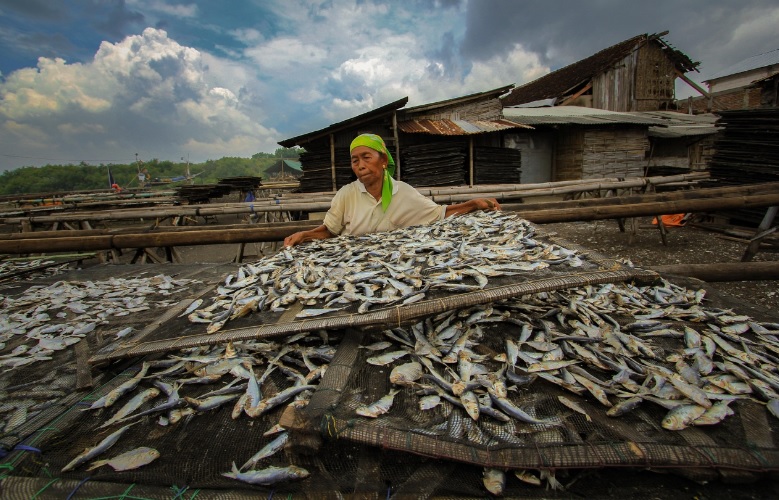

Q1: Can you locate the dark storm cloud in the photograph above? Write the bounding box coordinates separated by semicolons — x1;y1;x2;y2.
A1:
424;31;461;77
1;29;75;61
0;0;66;21
83;0;145;39
461;0;778;78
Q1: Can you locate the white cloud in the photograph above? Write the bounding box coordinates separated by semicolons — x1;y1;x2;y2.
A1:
463;43;549;90
244;37;329;74
0;27;276;169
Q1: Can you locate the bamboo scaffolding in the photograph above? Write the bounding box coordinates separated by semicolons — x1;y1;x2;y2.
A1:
1;173;711;225
2;186;778;255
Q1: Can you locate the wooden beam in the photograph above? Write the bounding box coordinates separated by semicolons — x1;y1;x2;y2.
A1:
675;69;711;99
559;81;593;106
650;261;779;282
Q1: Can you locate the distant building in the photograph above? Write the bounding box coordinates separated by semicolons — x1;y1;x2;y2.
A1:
679;48;779;113
265;159;303;179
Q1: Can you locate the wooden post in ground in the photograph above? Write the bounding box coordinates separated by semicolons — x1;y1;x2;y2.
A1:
742;206;778;262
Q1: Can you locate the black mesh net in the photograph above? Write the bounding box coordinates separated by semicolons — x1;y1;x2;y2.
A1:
3;213;779;498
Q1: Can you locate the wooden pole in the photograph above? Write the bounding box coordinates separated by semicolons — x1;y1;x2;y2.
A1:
0;220;318;240
650;261;779;282
330;133;337;192
0;223;321;254
503;182;779;212
515;192;779;224
742;206;778;262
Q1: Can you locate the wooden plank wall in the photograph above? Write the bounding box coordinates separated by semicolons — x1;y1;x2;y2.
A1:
592;52;636;112
408;99;503;121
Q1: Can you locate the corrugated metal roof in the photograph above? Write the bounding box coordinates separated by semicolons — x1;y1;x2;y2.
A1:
397;118;532;135
648;125;719;138
629;111;719;138
282;159;302;171
633;111;719;125
402;85;514;114
502;106;666;126
706;48;779;82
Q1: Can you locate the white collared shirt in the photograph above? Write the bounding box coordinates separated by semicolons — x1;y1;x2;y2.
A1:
324;180;446;236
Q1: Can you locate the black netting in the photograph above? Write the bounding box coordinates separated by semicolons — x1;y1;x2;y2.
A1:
3;212;779;498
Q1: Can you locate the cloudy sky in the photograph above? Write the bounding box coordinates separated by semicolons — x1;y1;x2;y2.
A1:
1;0;777;171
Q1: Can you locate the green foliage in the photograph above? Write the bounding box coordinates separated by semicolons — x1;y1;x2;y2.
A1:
0;151;303;195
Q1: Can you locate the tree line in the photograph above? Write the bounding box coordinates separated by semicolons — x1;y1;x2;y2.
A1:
0;148;302;195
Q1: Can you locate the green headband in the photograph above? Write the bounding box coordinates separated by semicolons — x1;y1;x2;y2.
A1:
350;133;395;211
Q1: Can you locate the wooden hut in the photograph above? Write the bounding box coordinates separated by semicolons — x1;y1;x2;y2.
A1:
501;31;700;112
278;87;533;192
396;85;532;187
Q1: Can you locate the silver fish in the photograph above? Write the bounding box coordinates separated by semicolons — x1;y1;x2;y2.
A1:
367;350;409;366
662;404;707;431
356;389;400;418
222;462;310;485
483;468;506;496
240;432;289;471
86;446;160;471
61;422;138;472
557;395;592;422
390;361;424;387
100;387;160;428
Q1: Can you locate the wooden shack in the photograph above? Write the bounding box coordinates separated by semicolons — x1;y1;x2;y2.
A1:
501;31;700;112
277;86;532;192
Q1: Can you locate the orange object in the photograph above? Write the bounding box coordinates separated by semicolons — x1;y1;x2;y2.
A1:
652;214;687;227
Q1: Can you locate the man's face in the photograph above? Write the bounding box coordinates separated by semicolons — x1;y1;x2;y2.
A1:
351;146;386;187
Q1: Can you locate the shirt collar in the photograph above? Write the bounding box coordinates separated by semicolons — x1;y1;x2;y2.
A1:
356;179;399;195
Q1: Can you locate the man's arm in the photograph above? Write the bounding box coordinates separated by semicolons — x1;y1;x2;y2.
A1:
445;198;501;218
283;224;336;247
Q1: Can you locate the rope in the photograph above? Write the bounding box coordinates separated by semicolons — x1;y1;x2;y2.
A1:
65;476;91;500
31;477;60;499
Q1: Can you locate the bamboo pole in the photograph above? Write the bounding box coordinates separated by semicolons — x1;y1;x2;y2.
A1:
0;220;317;240
516;193;779;224
503;182;779;212
650;261;779;282
429;175;709;204
0;223;321;254
416;172;709;196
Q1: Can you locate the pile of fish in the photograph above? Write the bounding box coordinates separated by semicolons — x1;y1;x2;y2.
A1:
0;259;72;282
56;331;332;486
0;274;200;370
346;281;779;493
188;211;585;333
352;280;779;439
1;274;202;438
